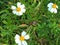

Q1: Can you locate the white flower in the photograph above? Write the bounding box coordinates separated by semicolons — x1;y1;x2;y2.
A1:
15;31;30;45
47;2;58;13
11;2;26;16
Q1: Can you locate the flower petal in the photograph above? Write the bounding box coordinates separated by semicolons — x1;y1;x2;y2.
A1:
53;8;57;13
15;12;23;16
22;41;27;45
18;43;22;45
48;7;52;11
15;39;21;44
15;11;19;15
18;12;23;16
21;9;26;13
50;8;57;13
56;5;58;8
11;5;16;10
15;34;20;39
12;10;16;14
21;31;26;36
20;4;25;9
24;35;30;40
15;34;21;44
50;8;54;13
47;3;53;8
17;2;21;7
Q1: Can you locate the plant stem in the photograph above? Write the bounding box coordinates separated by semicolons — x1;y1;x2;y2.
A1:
56;37;59;45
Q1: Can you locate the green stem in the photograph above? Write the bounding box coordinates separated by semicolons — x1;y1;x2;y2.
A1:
35;1;41;9
30;27;36;36
34;0;36;3
26;25;33;34
56;37;59;45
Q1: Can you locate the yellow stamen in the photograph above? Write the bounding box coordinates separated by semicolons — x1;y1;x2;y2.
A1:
16;7;21;12
20;36;25;41
52;4;57;8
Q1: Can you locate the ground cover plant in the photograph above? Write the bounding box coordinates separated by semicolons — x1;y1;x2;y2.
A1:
0;0;60;45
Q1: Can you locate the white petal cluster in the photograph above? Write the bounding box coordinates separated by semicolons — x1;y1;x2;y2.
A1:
15;31;30;45
47;3;58;13
11;2;26;16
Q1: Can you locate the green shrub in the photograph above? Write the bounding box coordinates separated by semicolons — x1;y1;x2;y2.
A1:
0;0;60;45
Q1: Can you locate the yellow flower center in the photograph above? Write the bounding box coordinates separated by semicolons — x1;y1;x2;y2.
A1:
52;4;57;8
20;36;25;41
16;7;21;12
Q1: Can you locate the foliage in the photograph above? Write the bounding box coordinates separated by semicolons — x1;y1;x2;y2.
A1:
0;0;60;45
